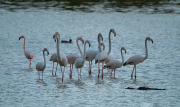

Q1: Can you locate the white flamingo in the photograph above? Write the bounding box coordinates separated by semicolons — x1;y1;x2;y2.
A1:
66;37;84;79
95;29;116;79
85;33;103;75
123;37;153;78
49;53;58;76
19;35;34;68
53;32;68;83
75;40;91;80
36;48;49;79
103;47;126;78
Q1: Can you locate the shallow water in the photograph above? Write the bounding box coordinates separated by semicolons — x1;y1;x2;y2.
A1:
0;7;180;107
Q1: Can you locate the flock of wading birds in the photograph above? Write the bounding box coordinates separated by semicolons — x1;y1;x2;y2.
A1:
19;29;153;82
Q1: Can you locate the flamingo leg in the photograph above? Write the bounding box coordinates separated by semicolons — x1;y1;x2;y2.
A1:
77;69;79;80
52;62;54;76
135;65;136;78
114;69;115;78
102;63;104;79
69;64;72;78
131;65;135;78
110;69;112;77
29;59;31;68
88;61;90;75
42;71;43;79
55;63;58;76
38;71;40;79
62;67;65;83
98;63;100;79
80;68;82;79
89;61;92;75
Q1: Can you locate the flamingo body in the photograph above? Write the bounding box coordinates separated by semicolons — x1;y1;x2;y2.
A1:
36;48;49;79
19;35;34;68
85;50;98;61
123;55;144;66
49;53;59;76
104;60;123;69
66;37;84;78
53;32;68;83
104;47;126;78
123;37;153;78
75;40;91;80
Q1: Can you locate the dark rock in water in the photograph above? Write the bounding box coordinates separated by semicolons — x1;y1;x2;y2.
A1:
138;87;166;90
125;87;135;89
126;86;165;90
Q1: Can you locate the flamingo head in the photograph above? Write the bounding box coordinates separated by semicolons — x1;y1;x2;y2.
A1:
78;37;84;44
146;37;153;44
100;42;105;51
98;33;103;41
43;48;49;55
110;29;116;37
19;35;24;40
121;47;126;54
53;32;59;42
85;40;91;47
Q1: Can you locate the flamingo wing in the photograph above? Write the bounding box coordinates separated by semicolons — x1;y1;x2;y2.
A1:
104;60;122;69
75;58;84;68
95;51;108;64
85;50;98;61
66;53;79;64
49;53;57;62
105;55;114;64
125;55;144;65
25;50;34;59
36;62;44;71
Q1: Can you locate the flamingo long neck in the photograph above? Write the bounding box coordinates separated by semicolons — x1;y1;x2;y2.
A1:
98;35;102;52
82;42;87;64
23;37;26;52
43;50;46;69
144;39;148;61
121;49;124;64
57;35;61;61
107;30;112;55
76;38;83;57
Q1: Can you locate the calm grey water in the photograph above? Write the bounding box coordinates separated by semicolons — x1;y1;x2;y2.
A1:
0;8;180;107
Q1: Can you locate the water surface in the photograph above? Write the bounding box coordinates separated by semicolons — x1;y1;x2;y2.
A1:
0;3;180;107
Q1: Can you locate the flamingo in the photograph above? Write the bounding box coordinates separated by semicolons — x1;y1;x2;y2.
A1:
95;29;116;79
123;37;153;78
85;33;103;75
75;40;91;80
103;47;126;78
19;35;34;68
53;32;68;83
49;53;58;76
66;37;84;78
36;48;49;79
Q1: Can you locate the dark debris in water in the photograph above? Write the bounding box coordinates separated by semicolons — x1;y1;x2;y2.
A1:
126;86;166;90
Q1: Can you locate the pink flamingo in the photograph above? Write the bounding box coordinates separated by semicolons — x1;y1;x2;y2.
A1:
75;40;91;80
19;35;34;68
85;33;103;75
49;53;58;76
53;32;68;83
123;37;153;78
95;29;116;79
66;37;84;78
103;47;126;78
36;48;49;79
